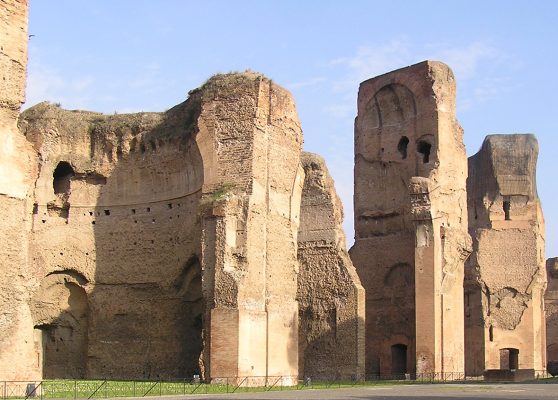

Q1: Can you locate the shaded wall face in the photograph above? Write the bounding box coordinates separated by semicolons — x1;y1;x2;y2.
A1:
24;106;205;379
465;135;546;374
545;259;558;364
31;274;89;379
297;153;365;380
90;141;203;379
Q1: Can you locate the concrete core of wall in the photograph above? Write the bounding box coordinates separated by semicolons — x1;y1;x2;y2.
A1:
297;152;365;380
465;134;546;375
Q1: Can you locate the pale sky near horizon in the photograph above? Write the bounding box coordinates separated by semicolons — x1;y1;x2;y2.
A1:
25;1;558;256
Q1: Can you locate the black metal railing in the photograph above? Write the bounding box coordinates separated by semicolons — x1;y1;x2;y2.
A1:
1;372;556;399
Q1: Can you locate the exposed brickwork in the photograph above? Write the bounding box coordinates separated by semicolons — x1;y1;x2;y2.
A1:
465;135;546;375
350;61;470;376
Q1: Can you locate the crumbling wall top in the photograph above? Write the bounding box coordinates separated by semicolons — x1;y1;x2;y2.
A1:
469;134;539;201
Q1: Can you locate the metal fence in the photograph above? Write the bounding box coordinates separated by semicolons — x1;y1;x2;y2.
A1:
1;372;557;399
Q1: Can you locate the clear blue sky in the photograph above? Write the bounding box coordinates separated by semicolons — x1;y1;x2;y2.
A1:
26;0;558;256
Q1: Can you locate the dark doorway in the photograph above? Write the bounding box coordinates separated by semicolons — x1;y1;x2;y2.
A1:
391;344;407;376
175;256;204;377
500;348;519;370
503;197;511;220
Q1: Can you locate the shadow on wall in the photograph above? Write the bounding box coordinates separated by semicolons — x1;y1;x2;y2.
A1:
29;98;208;380
298;314;365;380
88;102;205;379
31;272;89;379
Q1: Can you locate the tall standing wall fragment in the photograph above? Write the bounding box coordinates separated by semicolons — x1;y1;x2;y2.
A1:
465;134;546;375
199;73;303;384
297;152;365;380
0;0;40;380
350;61;470;376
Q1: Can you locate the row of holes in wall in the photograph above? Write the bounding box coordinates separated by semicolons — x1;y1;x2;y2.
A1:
52;232;184;256
35;202;186;224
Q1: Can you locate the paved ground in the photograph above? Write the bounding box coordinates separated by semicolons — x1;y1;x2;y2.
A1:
119;383;558;400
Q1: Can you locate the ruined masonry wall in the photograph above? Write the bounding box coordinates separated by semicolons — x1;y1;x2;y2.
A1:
350;61;470;375
545;258;558;364
465;135;546;374
1;0;357;381
15;73;306;382
297;152;365;379
0;0;41;381
20;102;204;379
202;75;303;383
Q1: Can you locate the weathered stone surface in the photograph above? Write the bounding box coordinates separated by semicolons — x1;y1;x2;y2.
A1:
0;0;41;381
5;0;550;382
20;101;202;379
0;1;365;382
297;152;365;380
1;65;308;381
350;61;470;376
465;134;546;375
545;258;558;368
197;73;303;384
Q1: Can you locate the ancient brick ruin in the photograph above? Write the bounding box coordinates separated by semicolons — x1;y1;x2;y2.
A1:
465;135;547;375
0;0;554;383
0;0;40;381
0;0;365;382
297;153;365;379
546;258;558;371
350;61;471;376
349;62;548;378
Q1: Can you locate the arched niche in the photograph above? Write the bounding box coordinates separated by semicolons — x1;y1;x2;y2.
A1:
362;84;417;129
31;271;89;379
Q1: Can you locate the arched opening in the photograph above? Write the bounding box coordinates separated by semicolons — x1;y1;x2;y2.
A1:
397;136;409;159
500;348;519;370
416;141;431;163
32;276;89;379
391;344;407;376
53;161;75;195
